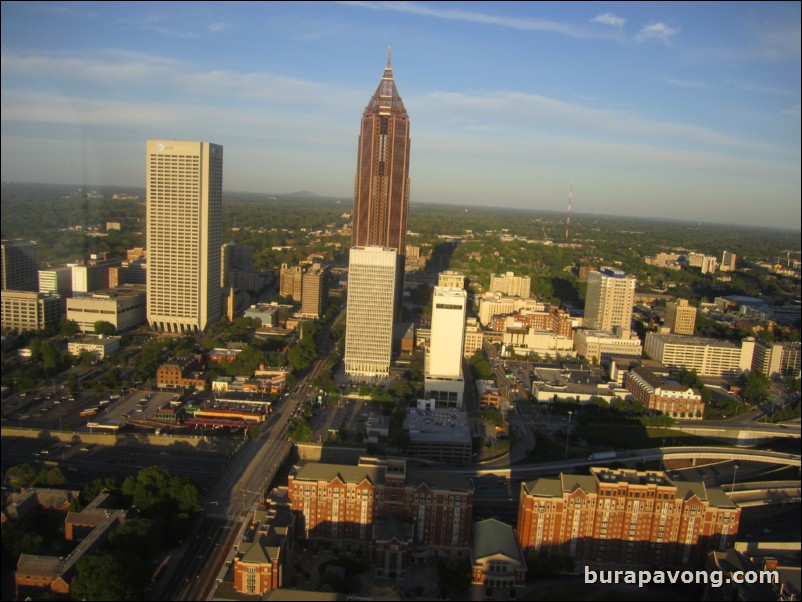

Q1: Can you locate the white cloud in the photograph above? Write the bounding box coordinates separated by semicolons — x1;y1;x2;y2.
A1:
208;21;232;33
636;22;679;44
662;77;712;90
591;13;626;28
415;90;786;156
340;1;616;40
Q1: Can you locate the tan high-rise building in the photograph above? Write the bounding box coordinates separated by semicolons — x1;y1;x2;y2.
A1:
279;264;303;300
146;140;222;333
584;268;636;333
489;271;531;298
665;298;697;335
301;263;330;319
345;247;397;378
720;250;737;272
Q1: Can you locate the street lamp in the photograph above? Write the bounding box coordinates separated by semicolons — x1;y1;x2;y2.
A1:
564;410;573;457
731;462;740;493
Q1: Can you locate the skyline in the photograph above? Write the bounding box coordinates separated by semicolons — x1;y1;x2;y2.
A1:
1;2;800;230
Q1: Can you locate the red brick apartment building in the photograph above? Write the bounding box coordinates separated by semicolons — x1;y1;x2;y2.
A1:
288;457;473;577
625;365;705;420
517;467;740;567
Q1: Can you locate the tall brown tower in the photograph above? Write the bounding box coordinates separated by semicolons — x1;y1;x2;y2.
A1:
352;48;411;264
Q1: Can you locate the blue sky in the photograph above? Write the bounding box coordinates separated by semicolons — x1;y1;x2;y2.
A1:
2;1;800;229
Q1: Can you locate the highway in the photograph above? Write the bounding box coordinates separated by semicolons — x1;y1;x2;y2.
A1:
155;312;341;601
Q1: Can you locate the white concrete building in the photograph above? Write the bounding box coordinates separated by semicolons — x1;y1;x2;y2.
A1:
344;246;397;379
644;333;755;377
146;140;222;333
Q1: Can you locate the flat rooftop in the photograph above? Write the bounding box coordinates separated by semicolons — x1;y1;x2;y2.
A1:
405;407;471;445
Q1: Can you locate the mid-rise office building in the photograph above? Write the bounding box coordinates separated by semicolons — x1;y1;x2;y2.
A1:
720;250;737;272
665;299;697;335
2;239;38;291
221;241;254;288
146;140;222;333
1;290;63;333
751;339;801;379
301;263;330;319
584;268;636;333
517;467;740;567
345;247;397;378
279;264;303;300
644;333;755;377
463;317;484;358
489;271;531;298
71;257;121;294
687;252;718;274
38;267;72;296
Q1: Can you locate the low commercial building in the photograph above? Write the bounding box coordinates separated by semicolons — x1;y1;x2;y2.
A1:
625;365;705;420
478;293;545;327
476;379;501;409
531;366;617;404
574;329;643;363
502;328;575;359
67;334;122;361
156;355;207;390
471;519;527;588
405;405;473;464
65;284;146;333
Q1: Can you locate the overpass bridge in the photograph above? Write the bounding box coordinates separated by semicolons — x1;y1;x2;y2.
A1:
470;445;801;479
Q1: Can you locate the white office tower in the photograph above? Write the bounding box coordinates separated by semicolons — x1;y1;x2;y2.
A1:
344;246;398;378
425;286;467;408
584;267;636;335
146;140;222;333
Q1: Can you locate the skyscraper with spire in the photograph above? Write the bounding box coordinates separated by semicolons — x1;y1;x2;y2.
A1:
352;48;411;269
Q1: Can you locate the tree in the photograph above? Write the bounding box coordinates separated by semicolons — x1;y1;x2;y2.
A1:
59;318;80;338
94;320;117;336
33;466;67;487
108;518;162;558
6;463;37;488
121;467;201;517
1;521;44;567
70;551;149;601
742;371;771;404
